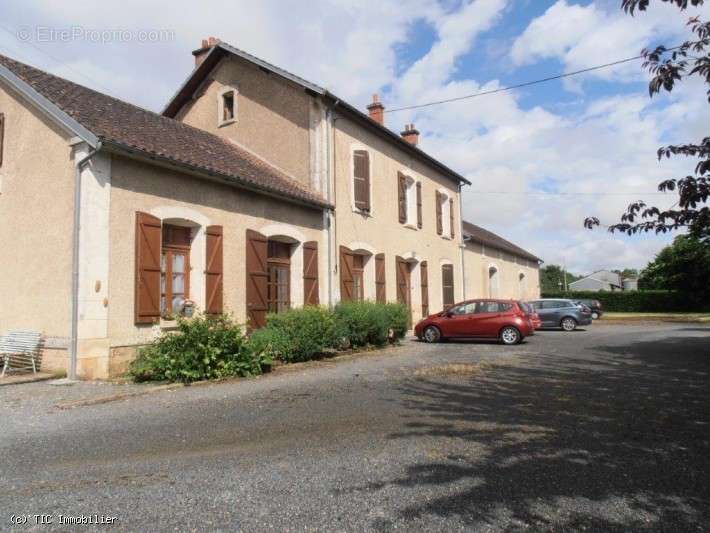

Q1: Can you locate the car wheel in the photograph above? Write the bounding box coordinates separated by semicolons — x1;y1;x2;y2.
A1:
591;312;599;320
500;326;521;345
423;326;442;343
560;317;577;331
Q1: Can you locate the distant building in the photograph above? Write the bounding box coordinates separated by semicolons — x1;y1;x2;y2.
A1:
569;270;637;292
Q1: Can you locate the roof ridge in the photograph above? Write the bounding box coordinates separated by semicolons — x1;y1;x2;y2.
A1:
0;53;330;208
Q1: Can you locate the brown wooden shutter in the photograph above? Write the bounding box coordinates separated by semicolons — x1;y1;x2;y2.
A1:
340;246;355;301
416;182;422;229
135;212;162;324
420;261;429;317
396;256;411;308
436;191;443;235
205;225;223;315
375;253;386;303
449;198;455;239
398;172;407;223
0;113;4;168
353;150;370;211
442;264;454;310
246;229;268;329
303;241;319;306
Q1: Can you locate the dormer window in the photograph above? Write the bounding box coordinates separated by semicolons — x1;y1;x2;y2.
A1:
218;87;237;126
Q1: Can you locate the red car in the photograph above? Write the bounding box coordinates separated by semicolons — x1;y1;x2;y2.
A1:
519;301;542;330
415;299;535;345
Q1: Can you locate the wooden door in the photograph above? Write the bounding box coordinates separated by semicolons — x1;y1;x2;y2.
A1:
303;241;319;306
340;246;355;301
396;256;411;309
420;261;429;317
246;229;268;329
375;253;386;303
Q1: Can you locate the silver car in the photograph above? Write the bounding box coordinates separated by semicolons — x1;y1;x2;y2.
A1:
527;299;593;331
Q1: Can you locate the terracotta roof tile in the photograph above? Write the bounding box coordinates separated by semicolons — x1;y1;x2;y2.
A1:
463;221;541;263
0;54;330;209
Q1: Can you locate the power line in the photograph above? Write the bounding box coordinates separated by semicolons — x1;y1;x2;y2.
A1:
0;24;116;96
469;191;670;196
386;47;681;113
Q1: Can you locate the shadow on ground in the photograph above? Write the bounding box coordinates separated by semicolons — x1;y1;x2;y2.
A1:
362;334;710;530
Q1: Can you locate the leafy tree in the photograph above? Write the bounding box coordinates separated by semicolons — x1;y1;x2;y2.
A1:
638;235;710;299
612;268;640;279
585;0;709;240
540;264;581;292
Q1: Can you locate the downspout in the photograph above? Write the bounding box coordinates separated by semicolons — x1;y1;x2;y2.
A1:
69;141;102;381
325;100;340;307
458;182;467;300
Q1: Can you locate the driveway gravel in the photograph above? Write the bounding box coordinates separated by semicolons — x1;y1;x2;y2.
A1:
1;324;709;531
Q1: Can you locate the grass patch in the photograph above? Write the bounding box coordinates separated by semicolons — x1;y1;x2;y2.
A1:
601;312;710;322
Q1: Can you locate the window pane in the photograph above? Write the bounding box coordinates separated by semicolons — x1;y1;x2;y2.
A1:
160;296;166;314
172;253;185;272
172;273;184;293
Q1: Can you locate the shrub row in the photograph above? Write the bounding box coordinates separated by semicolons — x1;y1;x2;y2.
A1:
251;301;409;363
130;301;410;382
130;314;269;383
541;290;708;312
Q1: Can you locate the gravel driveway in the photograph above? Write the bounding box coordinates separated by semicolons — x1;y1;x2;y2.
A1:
1;323;709;531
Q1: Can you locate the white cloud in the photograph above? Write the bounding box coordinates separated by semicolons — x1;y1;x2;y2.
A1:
510;0;710;88
0;0;706;274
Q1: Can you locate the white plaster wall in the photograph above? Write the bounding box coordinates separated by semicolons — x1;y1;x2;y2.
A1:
76;147;111;340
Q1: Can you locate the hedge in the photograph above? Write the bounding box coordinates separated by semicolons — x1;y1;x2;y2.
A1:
131;302;411;383
130;314;270;383
541;290;708;312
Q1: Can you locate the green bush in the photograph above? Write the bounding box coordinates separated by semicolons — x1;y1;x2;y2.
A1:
334;300;409;347
256;306;340;362
248;327;293;363
383;302;410;340
130;314;268;383
540;290;708;312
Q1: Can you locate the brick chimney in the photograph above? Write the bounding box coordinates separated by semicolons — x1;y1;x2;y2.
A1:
192;36;221;67
366;94;385;125
400;123;420;146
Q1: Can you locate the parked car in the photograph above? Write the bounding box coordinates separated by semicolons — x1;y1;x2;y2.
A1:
520;301;542;330
415;299;535;345
527;299;593;331
574;299;603;319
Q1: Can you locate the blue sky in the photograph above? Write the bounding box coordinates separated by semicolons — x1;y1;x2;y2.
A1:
0;0;708;273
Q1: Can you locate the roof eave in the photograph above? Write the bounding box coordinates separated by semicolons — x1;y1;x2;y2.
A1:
0;62;99;148
102;140;332;211
325;93;471;186
161;44;470;186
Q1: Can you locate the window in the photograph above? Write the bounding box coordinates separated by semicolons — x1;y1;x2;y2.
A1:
161;224;192;318
267;240;291;313
436;191;452;238
442;264;454;309
218;88;236;126
475;301;513;313
353;150;370;212
488;266;499;298
352;254;365;301
451;302;476;315
397;172;418;227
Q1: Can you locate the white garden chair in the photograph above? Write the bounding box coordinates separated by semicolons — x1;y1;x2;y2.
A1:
0;330;41;377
